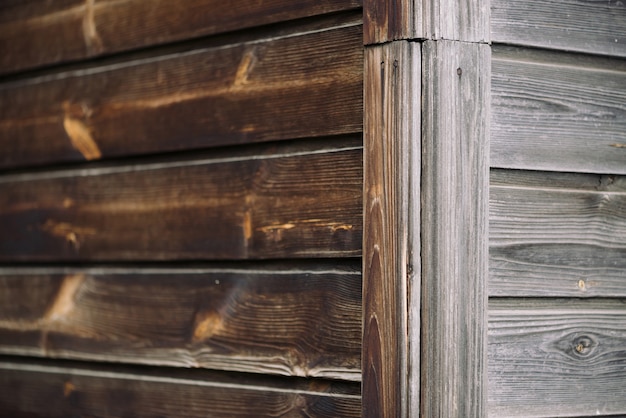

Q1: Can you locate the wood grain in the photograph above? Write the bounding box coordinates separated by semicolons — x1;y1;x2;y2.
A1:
490;170;626;298
491;46;626;175
363;41;421;417
0;360;361;417
0;262;361;380
0;23;362;169
421;40;490;418
0;141;362;261
363;0;489;44
488;298;626;417
0;0;362;75
492;0;626;57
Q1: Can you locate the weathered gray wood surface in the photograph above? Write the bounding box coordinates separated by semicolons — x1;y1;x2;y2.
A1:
363;0;489;43
0;140;362;261
0;0;361;75
492;0;626;57
489;298;626;417
0;360;361;417
490;170;626;298
0;263;361;380
0;20;362;169
420;39;490;418
363;41;420;418
491;46;626;175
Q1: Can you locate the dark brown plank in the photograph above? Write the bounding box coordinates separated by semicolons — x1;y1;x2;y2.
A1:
491;47;626;175
488;298;626;417
0;263;361;380
0;0;362;75
420;40;490;418
0;23;363;169
492;0;626;57
363;41;421;418
0;360;361;417
490;170;626;298
0;142;362;261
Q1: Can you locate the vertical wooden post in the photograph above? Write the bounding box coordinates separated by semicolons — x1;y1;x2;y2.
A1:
362;0;490;417
363;41;421;418
420;39;490;418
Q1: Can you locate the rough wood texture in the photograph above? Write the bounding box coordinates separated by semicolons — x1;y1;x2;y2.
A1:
0;141;362;261
0;0;362;75
0;22;362;169
363;41;420;418
489;298;626;417
492;0;626;57
363;0;489;43
490;170;626;298
491;46;626;175
421;40;490;418
0;263;361;380
0;360;361;417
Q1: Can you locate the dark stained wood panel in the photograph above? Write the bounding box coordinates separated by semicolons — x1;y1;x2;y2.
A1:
490;170;626;298
0;263;361;380
0;142;362;261
488;299;626;417
0;0;362;75
0;361;361;417
491;47;626;175
492;0;626;57
363;41;421;418
0;23;363;169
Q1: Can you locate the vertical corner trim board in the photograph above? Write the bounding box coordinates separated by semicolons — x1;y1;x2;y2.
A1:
420;39;491;418
363;0;490;44
363;41;421;417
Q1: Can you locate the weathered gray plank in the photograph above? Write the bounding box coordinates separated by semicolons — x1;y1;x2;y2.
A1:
363;41;420;418
489;298;626;417
363;0;489;43
0;360;361;417
0;0;362;75
421;40;490;417
0;263;361;380
491;46;626;174
492;0;626;57
490;170;626;298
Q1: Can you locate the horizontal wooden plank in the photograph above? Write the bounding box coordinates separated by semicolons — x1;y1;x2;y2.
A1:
0;22;363;170
488;298;626;417
0;0;362;75
0;141;362;261
490;170;626;297
491;47;626;174
492;0;626;57
0;360;361;417
0;262;361;380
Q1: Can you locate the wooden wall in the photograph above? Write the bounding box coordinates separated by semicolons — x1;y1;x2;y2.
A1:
488;2;626;416
0;2;364;416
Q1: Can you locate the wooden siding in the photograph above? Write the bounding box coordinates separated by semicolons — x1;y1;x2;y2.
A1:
0;5;365;416
489;299;626;417
491;46;626;175
0;361;361;417
0;141;362;261
492;0;626;57
490;170;626;298
0;263;361;380
0;20;362;170
0;0;362;75
488;7;626;414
